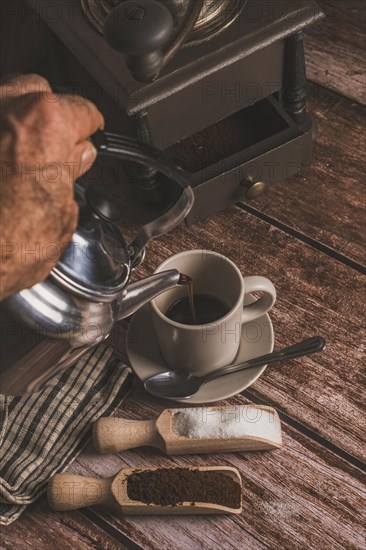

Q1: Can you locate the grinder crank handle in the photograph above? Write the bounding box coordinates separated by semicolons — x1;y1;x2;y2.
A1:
104;0;174;82
90;130;194;265
93;417;162;454
104;0;204;82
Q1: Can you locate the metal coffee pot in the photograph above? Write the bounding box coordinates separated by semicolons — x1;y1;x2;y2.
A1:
0;131;194;395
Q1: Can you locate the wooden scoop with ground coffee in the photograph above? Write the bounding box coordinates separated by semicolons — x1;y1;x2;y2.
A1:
48;466;242;515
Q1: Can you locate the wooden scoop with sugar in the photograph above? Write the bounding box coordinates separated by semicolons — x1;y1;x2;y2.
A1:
93;404;282;455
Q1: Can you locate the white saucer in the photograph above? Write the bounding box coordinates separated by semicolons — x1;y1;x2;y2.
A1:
126;295;274;404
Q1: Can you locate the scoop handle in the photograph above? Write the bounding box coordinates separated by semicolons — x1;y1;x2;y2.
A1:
48;474;112;511
93;418;159;453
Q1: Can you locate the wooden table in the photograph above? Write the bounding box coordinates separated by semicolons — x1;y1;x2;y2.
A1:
2;1;365;548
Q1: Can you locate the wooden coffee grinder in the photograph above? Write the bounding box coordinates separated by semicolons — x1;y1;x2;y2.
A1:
28;0;324;224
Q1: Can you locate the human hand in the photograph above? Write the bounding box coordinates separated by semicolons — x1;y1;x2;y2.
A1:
0;74;104;299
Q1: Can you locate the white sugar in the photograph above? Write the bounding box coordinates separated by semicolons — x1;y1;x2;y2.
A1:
172;405;281;444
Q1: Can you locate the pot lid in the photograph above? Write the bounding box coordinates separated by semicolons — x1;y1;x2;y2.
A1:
50;184;130;302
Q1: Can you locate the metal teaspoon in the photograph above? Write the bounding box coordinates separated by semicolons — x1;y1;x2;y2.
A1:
144;336;326;399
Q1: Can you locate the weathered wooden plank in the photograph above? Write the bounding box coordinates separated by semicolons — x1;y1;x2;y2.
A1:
116;204;366;463
66;392;365;550
0;498;127;549
305;0;366;104
8;154;365;549
239;82;366;267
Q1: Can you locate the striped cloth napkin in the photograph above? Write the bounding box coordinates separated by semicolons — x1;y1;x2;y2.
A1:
0;344;133;525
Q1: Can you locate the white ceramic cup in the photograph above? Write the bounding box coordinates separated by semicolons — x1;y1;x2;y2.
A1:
150;250;276;375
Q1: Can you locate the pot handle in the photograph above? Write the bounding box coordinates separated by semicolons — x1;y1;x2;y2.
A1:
91;131;194;265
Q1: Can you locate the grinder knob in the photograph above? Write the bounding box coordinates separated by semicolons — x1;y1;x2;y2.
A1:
104;0;174;82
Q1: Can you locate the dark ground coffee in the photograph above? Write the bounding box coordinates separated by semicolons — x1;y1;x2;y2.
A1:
127;468;241;509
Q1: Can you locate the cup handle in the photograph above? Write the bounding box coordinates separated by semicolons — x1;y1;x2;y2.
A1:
242;276;276;324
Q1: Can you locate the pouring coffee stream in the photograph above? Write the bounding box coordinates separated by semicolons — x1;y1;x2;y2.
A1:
176;273;197;324
168;273;233;326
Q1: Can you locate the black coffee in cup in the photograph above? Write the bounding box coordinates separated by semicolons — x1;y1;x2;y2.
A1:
165;294;229;325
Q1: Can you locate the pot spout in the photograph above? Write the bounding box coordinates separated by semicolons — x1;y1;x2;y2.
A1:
118;269;182;319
